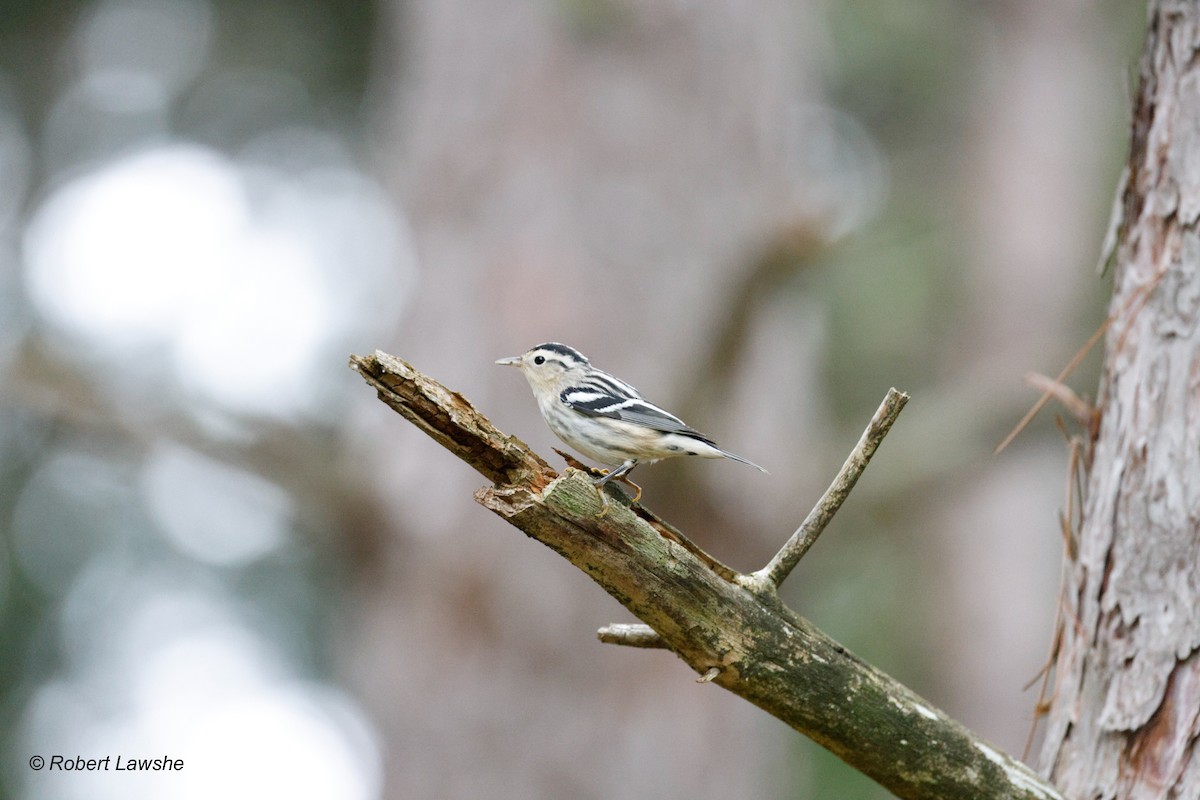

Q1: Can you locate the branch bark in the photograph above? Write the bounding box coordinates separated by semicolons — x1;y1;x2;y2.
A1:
351;350;1063;800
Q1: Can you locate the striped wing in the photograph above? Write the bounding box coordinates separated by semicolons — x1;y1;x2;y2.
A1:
560;385;713;442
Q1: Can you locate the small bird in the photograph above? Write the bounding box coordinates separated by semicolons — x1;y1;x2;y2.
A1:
496;342;766;510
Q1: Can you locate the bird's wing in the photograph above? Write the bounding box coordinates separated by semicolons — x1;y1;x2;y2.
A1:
560;387;713;441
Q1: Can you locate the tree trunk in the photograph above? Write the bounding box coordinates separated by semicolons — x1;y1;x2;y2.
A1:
1038;2;1200;797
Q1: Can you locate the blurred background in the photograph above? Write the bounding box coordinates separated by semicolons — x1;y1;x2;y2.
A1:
0;0;1142;797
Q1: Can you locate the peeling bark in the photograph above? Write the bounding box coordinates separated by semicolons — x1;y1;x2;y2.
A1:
1038;3;1200;797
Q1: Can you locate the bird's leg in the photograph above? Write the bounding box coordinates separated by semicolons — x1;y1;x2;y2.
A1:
551;450;641;502
611;468;642;503
605;462;643;502
593;460;637;516
594;459;637;488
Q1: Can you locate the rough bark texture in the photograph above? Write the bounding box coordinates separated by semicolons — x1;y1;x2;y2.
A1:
1038;3;1200;797
351;351;1064;800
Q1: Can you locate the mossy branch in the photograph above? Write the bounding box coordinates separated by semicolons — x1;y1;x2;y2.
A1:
350;350;1063;800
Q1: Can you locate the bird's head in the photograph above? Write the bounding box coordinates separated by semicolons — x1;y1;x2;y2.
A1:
496;342;590;395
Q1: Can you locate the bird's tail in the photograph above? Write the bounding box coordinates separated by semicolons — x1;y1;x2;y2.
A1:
719;449;768;473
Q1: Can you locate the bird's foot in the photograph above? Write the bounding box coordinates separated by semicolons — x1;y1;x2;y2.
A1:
591;473;642;515
595;487;611;517
618;475;642;503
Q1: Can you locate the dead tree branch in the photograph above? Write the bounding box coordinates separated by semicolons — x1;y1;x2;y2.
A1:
351;350;1063;800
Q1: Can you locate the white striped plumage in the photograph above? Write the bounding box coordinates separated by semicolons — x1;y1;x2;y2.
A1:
496;342;765;504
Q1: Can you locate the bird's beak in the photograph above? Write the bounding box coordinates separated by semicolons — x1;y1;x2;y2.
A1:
495;356;521;366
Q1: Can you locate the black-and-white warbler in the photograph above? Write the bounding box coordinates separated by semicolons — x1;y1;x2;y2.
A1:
497;342;766;508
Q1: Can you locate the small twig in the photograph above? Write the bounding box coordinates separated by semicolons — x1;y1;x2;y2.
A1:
748;388;908;590
609;388;907;644
993;323;1108;456
1023;428;1090;760
1023;605;1063;761
597;623;667;649
1023;373;1093;426
995;260;1170;456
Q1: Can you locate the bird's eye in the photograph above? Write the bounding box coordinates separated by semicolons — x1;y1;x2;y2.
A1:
533;355;545;365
